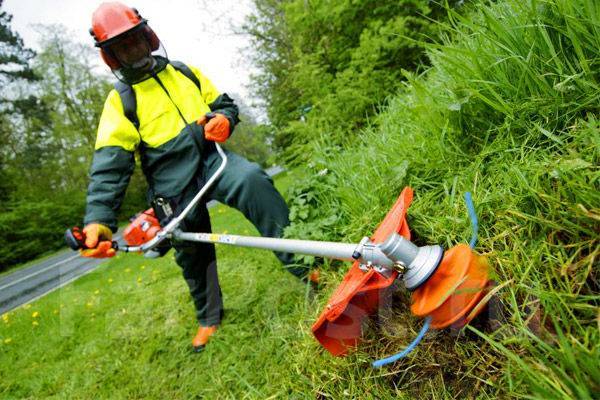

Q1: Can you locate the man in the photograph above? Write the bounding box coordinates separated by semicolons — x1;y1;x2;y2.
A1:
82;2;309;352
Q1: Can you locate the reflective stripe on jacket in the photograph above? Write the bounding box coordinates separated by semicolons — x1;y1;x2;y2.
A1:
84;62;239;231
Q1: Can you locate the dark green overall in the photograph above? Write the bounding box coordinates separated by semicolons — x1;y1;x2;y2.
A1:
174;148;305;326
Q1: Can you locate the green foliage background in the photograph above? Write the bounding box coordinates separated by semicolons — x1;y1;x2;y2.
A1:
244;0;464;164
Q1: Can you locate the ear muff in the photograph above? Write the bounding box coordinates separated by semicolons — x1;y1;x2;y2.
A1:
89;28;99;45
143;25;160;51
131;7;160;51
100;48;121;70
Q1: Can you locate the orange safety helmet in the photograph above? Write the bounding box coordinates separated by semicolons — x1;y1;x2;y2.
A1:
89;2;160;70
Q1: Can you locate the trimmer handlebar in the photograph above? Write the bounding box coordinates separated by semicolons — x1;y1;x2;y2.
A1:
64;142;442;290
66;143;229;256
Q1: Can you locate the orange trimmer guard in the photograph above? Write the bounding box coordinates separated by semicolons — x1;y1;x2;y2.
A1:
311;187;413;356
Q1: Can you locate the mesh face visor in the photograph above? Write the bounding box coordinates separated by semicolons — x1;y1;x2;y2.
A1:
101;25;169;84
113;49;169;84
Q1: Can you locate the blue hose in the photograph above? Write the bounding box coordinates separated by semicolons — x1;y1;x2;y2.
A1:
465;192;478;249
371;192;479;368
372;317;432;368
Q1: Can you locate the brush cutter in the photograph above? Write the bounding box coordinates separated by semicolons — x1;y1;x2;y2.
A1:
66;143;492;359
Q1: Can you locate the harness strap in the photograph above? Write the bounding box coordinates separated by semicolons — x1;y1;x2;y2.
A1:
114;60;202;130
114;80;140;130
170;60;202;94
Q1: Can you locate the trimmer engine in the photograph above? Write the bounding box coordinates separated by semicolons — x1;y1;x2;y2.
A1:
123;208;162;246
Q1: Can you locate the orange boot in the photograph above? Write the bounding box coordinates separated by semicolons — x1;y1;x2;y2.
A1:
192;325;218;352
308;269;320;284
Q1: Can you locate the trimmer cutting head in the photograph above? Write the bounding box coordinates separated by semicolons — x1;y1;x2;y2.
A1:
311;187;415;356
411;244;490;329
312;187;492;356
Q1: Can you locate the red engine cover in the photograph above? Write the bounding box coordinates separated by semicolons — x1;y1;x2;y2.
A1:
123;208;162;247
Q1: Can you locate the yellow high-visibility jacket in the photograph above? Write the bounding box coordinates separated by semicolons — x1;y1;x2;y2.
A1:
84;60;239;231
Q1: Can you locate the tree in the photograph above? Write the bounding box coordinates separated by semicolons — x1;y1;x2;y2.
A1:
23;25;111;195
0;0;35;89
0;0;37;205
243;0;462;164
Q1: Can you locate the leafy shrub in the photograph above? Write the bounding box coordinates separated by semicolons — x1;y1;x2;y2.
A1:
0;194;85;269
245;0;464;164
0;171;149;271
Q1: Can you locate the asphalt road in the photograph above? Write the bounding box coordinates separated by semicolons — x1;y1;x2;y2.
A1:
0;248;107;315
0;165;285;315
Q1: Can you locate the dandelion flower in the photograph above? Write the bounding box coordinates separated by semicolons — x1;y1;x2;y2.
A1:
86;302;93;307
32;321;39;326
4;338;12;344
2;314;8;322
23;304;31;310
32;311;39;318
94;290;100;295
140;265;146;270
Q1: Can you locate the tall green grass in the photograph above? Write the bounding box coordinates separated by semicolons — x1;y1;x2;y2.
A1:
285;0;599;397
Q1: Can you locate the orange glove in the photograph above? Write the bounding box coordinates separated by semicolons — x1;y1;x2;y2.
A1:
197;113;230;142
80;223;116;258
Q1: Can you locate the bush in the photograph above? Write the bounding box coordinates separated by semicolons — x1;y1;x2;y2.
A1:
0;170;149;271
245;0;463;164
0;195;85;269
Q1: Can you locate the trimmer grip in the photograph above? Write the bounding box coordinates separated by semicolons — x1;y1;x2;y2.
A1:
65;227;86;250
65;227;119;251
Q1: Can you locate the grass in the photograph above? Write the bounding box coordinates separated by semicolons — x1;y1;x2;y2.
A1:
0;171;422;399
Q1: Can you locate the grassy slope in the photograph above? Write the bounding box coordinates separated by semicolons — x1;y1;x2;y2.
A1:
282;0;600;398
0;172;417;399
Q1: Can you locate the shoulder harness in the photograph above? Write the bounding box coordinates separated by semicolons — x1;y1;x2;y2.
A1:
114;61;202;130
